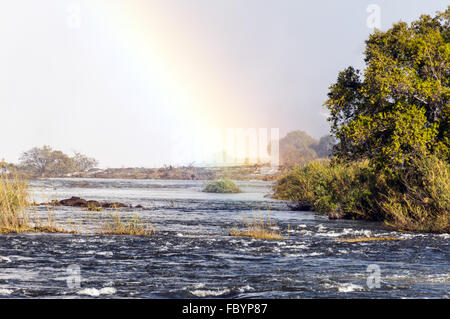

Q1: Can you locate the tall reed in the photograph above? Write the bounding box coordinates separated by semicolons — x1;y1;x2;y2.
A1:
229;213;283;240
0;171;30;233
0;164;71;234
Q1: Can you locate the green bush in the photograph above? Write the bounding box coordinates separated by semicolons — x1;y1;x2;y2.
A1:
203;179;241;193
273;160;379;219
381;155;449;233
273;155;449;233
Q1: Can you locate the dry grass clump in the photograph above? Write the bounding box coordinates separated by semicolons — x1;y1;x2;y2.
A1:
0;167;73;234
335;237;403;243
229;214;283;240
1;163;152;236
0;171;30;233
0;225;74;235
99;212;154;236
31;211;76;234
86;204;102;212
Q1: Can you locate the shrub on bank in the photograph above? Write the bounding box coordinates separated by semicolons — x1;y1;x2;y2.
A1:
273;156;449;233
273;160;380;219
381;155;449;233
203;179;241;193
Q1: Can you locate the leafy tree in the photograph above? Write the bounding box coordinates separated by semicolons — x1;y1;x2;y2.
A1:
270;131;334;166
278;130;319;166
19;146;60;177
45;150;76;176
72;152;98;172
19;146;98;177
325;8;449;168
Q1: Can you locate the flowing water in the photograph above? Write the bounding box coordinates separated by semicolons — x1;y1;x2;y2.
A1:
0;178;448;298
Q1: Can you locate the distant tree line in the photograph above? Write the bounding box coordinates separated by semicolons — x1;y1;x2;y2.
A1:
16;145;98;178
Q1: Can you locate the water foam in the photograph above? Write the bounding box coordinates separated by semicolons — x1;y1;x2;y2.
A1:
337;283;365;293
0;288;13;295
190;288;230;297
0;256;12;263
77;287;116;296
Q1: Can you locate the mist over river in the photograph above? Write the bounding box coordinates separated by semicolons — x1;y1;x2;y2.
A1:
0;178;448;298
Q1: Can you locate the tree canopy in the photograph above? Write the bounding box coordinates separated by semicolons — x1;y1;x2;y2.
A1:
275;130;334;166
325;8;449;168
19;146;98;177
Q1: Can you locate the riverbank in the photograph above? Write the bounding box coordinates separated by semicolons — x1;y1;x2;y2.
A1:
18;164;282;181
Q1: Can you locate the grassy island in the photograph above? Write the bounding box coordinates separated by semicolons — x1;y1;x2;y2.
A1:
203;179;241;193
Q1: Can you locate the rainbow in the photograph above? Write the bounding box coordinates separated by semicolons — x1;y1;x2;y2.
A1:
86;1;252;133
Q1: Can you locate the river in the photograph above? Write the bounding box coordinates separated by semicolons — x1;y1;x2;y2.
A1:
0;178;448;298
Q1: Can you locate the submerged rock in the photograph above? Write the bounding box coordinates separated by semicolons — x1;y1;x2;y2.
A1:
42;196;129;209
101;202;128;208
60;197;88;207
288;201;312;211
328;211;362;220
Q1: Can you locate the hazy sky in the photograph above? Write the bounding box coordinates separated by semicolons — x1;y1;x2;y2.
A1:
0;0;447;167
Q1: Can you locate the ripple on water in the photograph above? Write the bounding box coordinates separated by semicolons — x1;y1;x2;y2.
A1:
0;288;13;296
1;178;445;299
189;288;231;297
337;283;365;293
184;283;255;298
